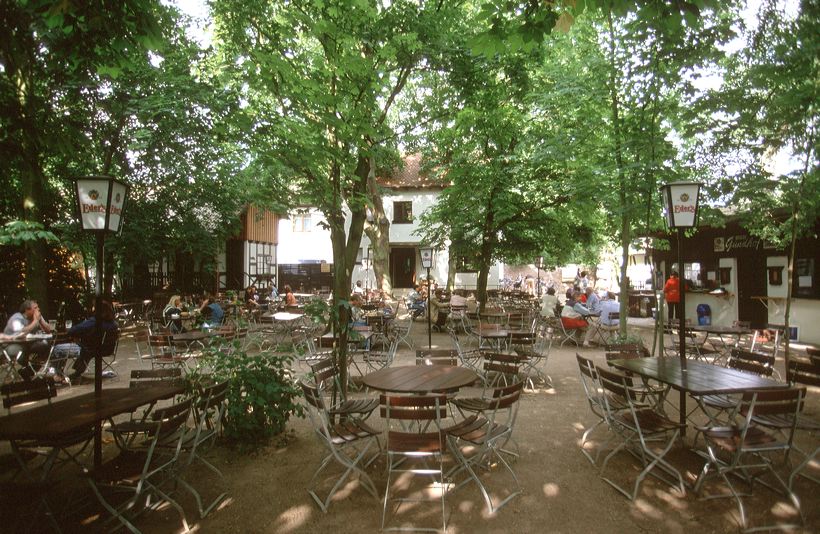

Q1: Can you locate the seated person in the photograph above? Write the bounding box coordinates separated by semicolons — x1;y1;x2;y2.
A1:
406;284;426;317
200;296;224;329
66;300;119;381
244;285;260;310
3;299;53;380
352;280;365;296
540;287;560;318
429;289;449;331
560;301;588;336
599;293;620;327
163;295;185;333
283;285;298;307
584;287;602;315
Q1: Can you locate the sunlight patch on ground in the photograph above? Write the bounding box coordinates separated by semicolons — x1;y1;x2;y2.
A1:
542;482;560;497
654;488;687;510
771;500;800;519
216;496;234;511
633;498;664;520
275;504;313;532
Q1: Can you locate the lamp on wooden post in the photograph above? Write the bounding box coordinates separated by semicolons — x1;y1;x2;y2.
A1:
420;245;435;349
661;180;701;433
74;176;129;468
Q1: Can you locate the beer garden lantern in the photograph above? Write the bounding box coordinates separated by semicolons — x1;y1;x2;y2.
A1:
660;181;702;375
74;176;129;467
420;245;435;349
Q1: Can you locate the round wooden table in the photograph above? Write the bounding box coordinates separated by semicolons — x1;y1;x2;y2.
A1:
361;365;478;394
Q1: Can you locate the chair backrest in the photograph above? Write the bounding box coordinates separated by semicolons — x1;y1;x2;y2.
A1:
150;398;193;444
379;394;447;424
100;330;119;357
1;377;56;412
508;331;536;348
129;368;183;388
739;387;804;418
786;359;820;388
728;348;774;377
415;349;458;366
595;366;641;410
309;358;340;390
483;352;521;379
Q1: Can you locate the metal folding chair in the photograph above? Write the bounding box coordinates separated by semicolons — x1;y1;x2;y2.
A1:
694;388;805;531
87;398;192;533
446;381;524;514
596;366;686;500
300;380;380;512
415;349;459;366
308;358;378;420
381;393;448;532
576;354;607;465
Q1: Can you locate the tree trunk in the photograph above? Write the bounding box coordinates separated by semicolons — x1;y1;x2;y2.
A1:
364;154;392;295
606;7;629;338
446;253;456;290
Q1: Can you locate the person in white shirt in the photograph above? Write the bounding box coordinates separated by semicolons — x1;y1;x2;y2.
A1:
352;280;365;296
540;287;560;317
3;300;53;380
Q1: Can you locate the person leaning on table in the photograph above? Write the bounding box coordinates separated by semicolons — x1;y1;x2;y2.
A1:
3;299;54;380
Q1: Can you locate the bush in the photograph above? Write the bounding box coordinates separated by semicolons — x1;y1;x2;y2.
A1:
187;342;303;449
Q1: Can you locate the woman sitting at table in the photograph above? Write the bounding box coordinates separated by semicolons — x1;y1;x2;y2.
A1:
283;285;298;307
560;295;589;339
163;295;185;334
66;300;119;382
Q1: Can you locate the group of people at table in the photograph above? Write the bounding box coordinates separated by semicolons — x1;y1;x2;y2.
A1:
2;299;118;384
541;283;620;347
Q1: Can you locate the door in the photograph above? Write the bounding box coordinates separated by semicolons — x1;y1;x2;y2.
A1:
737;254;767;328
390;247;416;289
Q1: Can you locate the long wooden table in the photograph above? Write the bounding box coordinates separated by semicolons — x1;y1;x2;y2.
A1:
0;385;183;441
362;365;478;394
609;357;788;432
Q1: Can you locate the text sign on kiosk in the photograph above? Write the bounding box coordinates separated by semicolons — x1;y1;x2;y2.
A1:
75;176;129;233
661;181;702;229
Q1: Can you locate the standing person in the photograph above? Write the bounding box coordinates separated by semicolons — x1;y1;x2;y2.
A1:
66;300;119;382
3;300;53;380
663;271;681;322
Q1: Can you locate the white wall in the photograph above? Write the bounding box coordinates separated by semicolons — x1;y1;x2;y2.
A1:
277;208;334;264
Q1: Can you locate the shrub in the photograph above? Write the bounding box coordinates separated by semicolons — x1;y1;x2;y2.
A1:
187;342;303;449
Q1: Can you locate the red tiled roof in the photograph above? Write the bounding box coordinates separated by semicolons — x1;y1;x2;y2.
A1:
377;154;448;190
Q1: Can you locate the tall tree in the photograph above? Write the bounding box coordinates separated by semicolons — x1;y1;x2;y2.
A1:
212;0;459;393
0;0;164;311
687;0;819;368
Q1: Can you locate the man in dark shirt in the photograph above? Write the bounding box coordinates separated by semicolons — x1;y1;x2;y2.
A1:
66;301;119;381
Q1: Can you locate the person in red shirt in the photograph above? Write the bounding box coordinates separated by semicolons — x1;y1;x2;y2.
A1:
663;271;681;322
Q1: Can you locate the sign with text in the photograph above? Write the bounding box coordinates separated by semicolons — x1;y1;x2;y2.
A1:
661;182;701;228
76;177;128;232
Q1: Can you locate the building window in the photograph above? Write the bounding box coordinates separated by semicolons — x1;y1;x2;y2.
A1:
393;201;413;224
292;213;312;232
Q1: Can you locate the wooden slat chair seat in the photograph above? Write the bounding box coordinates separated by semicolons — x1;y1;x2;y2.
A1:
308;358;377;420
596;366;686;501
148;334;187;369
300;380;379;512
693;388;806;531
380;394;448;532
446;381;523;514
